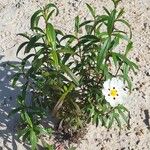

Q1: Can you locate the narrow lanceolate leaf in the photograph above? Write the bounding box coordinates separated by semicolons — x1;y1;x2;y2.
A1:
125;41;133;56
103;6;111;16
46;23;59;69
32;27;45;33
60;34;77;42
17;33;30;39
112;52;138;71
114;112;121;128
118;107;129;124
61;64;79;85
122;64;132;90
75;16;80;34
16;42;28;56
79;20;93;28
24;35;43;54
117;8;124;19
30;130;37;150
51;50;59;69
107;9;116;35
24;112;33;128
112;51;118;67
31;9;42;30
27;58;43;75
46;9;55;21
86;3;96;18
44;3;59;16
46;23;56;50
108;113;114;128
112;0;122;7
97;37;111;70
21;54;35;71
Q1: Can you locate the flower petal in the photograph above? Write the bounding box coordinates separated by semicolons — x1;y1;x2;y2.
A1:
103;79;111;89
102;89;108;96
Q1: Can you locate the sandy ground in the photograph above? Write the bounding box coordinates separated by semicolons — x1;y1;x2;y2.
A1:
0;0;150;149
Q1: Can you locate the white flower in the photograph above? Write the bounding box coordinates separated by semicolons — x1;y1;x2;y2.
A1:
102;77;128;107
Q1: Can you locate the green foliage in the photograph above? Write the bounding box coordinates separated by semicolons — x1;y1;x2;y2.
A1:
10;0;137;149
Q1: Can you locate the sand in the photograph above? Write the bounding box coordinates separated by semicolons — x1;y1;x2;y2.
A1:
0;0;150;149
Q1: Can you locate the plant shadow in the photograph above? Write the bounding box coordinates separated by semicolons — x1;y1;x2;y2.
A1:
0;57;30;150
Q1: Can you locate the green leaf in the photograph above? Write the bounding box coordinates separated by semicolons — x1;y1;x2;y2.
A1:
114;112;121;128
107;9;116;35
27;58;43;75
79;20;93;28
103;6;110;16
36;126;53;135
30;130;37;150
46;9;55;21
32;27;45;33
16;42;28;56
125;41;133;56
112;51;118;67
109;36;120;50
17;95;25;105
60;34;77;42
112;52;138;71
123;74;132;92
118;107;129;124
103;64;111;79
21;82;28;100
25;35;43;54
58;47;74;54
86;3;96;18
61;64;79;85
112;0;122;8
101;116;108;127
97;37;111;70
21;54;35;71
108;113;114;128
75;16;80;35
44;3;59;16
119;104;129;112
46;23;56;50
51;50;59;70
117;8;124;19
17;33;30;39
31;9;42;30
25;112;33;128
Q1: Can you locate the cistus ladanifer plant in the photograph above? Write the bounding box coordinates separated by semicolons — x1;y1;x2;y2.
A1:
10;0;138;149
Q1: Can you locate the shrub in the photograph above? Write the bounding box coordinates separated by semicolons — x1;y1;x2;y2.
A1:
10;0;138;149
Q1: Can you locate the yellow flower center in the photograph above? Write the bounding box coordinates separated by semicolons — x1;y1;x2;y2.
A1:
109;87;118;98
